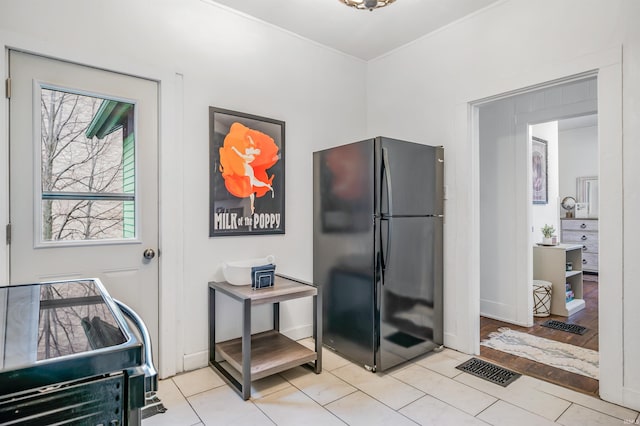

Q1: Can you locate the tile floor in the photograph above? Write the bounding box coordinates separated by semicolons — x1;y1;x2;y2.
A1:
143;339;639;426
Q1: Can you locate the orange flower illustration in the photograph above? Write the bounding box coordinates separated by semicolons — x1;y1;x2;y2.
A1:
219;122;279;213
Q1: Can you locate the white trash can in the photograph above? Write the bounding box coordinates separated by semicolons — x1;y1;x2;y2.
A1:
533;280;552;317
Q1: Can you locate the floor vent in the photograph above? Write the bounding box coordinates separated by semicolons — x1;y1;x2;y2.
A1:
455;358;521;387
541;320;587;335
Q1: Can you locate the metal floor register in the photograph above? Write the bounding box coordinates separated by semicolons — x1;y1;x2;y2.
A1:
456;358;521;387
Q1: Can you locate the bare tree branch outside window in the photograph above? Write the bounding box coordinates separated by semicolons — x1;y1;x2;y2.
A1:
40;89;134;241
37;281;126;359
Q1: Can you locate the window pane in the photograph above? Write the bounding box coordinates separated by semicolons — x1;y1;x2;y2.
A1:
40;88;135;241
42;200;129;241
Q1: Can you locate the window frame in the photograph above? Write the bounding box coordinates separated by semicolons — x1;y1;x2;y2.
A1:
33;81;141;248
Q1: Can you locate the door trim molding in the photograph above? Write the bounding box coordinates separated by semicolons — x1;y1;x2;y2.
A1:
456;45;623;406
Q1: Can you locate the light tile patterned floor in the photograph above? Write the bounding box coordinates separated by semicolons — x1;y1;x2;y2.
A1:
143;340;639;426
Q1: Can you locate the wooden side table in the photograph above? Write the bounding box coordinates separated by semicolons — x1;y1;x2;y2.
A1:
533;244;584;316
208;274;322;400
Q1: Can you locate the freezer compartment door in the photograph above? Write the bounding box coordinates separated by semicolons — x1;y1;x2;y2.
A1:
377;216;443;371
377;138;443;216
315;140;375;233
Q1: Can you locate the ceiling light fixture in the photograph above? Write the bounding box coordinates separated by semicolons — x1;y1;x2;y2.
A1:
339;0;396;12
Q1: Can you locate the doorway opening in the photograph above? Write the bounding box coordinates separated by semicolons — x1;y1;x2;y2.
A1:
476;75;600;396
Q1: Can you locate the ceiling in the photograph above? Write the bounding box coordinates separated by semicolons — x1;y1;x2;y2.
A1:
208;0;501;61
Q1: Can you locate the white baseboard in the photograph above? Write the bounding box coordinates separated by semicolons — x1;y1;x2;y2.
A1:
444;332;479;356
480;311;531;328
183;350;208;372
480;299;517;322
622;387;640;412
280;324;313;341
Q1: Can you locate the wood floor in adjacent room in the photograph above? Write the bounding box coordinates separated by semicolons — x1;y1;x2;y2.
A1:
480;276;599;396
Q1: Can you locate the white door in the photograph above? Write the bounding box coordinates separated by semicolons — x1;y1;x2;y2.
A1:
8;50;159;362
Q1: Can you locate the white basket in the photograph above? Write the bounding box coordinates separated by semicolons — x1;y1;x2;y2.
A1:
222;255;275;286
533;280;552;317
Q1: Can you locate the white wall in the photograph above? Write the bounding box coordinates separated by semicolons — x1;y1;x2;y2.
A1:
558;125;599;200
367;0;639;410
532;121;560;243
0;0;367;376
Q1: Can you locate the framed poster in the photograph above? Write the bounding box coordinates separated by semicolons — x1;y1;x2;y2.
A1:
209;107;285;236
531;137;548;205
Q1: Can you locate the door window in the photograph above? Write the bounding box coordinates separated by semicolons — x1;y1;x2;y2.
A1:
39;87;136;243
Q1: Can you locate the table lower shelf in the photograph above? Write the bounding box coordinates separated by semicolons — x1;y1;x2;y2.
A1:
215;330;317;381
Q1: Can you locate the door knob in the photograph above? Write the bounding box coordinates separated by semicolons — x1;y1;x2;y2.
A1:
143;248;156;260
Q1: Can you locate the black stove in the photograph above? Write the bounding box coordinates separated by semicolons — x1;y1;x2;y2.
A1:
0;279;153;425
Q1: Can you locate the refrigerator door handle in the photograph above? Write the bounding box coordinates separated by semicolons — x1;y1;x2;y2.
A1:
380;147;393;280
380;217;391;281
382;147;393;217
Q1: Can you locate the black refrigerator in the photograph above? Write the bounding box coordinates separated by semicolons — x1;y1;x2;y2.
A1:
313;137;443;372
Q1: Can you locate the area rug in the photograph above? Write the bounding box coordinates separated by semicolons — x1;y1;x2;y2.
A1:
481;327;599;380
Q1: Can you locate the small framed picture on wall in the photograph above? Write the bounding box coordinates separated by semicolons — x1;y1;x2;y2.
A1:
532;136;548;204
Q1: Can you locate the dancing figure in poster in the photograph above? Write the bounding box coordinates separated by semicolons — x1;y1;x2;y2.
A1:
219;122;279;214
